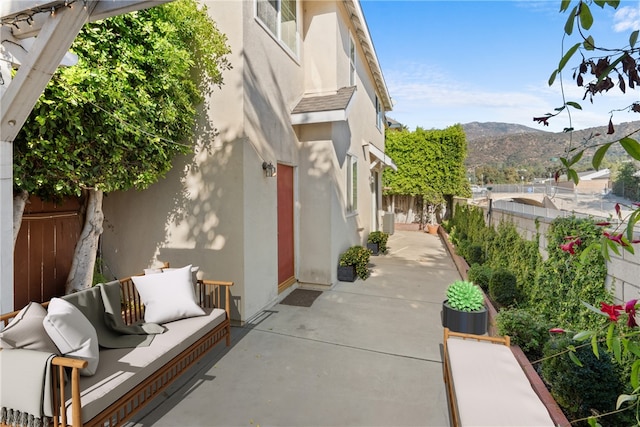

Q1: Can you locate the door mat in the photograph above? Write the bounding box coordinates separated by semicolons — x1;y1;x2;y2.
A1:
280;289;323;307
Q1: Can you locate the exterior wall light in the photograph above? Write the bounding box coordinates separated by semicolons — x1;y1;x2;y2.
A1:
262;161;276;177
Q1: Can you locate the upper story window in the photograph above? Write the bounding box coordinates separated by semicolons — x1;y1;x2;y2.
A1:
256;0;299;54
349;35;356;86
375;95;383;130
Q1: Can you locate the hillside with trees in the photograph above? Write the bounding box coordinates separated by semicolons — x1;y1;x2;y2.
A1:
463;121;640;183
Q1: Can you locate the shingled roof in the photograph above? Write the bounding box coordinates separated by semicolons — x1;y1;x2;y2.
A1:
292;87;356;114
290;87;356;125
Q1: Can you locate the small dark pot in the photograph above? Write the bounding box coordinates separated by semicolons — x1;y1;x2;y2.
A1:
441;300;488;335
338;265;357;282
367;243;379;255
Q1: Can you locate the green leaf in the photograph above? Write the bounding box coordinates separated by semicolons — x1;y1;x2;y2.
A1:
559;43;582;72
627;341;640;358
592;333;600;359
567;168;580;184
560;0;571;12
613;336;622;363
568;150;584;166
620;137;640;160
593;143;613;170
632;360;640;389
564;6;577;35
548;69;559;86
631;30;639;48
566;101;582;110
573;330;594;341
568;348;583;367
616;394;637;410
582;301;608;316
606;322;615;352
583;35;595;50
579;2;594;30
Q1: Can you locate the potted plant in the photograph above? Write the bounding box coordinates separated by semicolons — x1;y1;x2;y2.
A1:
441;280;488;334
367;231;389;255
338;245;371;282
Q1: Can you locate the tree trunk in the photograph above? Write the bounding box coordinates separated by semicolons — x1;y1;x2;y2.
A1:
66;189;103;294
406;195;414;224
13;190;29;247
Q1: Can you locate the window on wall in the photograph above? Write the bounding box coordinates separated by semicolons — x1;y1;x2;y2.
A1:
349;35;356;86
346;154;358;213
256;0;298;54
375;95;383;130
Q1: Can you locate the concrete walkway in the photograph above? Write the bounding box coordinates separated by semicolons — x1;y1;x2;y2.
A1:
130;230;459;427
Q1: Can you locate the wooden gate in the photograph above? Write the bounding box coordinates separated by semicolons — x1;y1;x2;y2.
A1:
14;196;82;308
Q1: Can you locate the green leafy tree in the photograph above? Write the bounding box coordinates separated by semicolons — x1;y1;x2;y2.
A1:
383;125;469;226
13;0;231;293
612;162;640;201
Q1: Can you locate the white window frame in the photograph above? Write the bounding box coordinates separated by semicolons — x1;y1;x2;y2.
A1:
346;153;358;214
255;0;299;56
349;34;356;87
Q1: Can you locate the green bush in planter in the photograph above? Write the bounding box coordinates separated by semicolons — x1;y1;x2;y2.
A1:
541;335;630;426
339;246;371;280
446;280;484;312
465;244;485;265
367;231;389;254
489;269;521;308
467;264;492;291
496;308;550;360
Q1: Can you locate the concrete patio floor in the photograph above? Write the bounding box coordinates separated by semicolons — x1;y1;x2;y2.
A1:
129;229;458;427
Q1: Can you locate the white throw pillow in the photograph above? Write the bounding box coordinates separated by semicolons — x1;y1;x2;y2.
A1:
132;264;205;324
43;298;99;376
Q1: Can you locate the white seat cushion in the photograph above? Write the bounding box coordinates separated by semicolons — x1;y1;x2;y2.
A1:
67;307;227;423
446;337;554;426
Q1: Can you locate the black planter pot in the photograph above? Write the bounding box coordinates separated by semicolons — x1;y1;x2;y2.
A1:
441;300;488;335
367;243;379;255
338;265;357;282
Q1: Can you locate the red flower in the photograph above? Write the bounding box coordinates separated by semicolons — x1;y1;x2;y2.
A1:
560;238;582;255
626;299;638;328
595;222;611;226
604;232;629;247
549;328;565;334
601;302;623;322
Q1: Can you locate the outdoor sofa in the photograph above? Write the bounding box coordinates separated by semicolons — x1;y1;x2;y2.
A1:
0;264;232;427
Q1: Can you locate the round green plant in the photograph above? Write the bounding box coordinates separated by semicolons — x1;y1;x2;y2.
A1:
446;280;484;312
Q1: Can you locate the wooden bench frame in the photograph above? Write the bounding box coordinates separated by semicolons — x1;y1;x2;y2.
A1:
1;275;233;427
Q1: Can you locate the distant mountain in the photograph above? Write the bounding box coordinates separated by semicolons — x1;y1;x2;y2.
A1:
462;122;548;141
462;121;640;168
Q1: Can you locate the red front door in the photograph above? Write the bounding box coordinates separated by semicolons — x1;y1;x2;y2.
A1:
277;164;295;292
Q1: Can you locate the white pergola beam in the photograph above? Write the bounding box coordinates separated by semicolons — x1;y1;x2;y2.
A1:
5;0;173;39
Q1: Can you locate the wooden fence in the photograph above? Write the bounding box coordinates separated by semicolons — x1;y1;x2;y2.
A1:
13;196;82;308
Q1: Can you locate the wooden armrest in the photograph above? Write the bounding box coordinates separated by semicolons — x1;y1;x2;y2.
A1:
52;356;86;427
52;356;88;369
200;279;234;287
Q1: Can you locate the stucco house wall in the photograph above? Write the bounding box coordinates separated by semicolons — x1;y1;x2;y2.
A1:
101;0;392;323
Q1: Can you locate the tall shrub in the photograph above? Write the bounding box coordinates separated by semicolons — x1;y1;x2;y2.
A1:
531;217;610;329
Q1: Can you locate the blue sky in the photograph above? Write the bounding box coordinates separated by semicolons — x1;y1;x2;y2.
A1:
360;0;640;133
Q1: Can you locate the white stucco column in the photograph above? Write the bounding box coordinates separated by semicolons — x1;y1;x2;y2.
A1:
0;53;13;312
